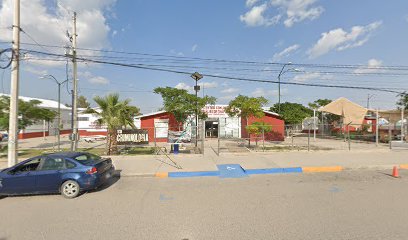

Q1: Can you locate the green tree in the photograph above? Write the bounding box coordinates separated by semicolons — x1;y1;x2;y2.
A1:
153;87;216;125
245;121;272;146
270;102;312;125
0;96;57;130
78;95;91;109
93;93;141;155
226;95;268;146
225;95;268;119
308;99;332;110
397;93;408;109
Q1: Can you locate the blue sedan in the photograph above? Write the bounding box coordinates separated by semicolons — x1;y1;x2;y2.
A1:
0;152;115;198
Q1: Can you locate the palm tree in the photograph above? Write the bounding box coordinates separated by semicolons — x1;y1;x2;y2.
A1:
93;93;140;155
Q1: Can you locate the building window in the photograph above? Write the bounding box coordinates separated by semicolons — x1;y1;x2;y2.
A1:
78;117;89;121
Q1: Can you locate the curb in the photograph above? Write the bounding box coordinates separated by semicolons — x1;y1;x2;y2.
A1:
118;164;408;178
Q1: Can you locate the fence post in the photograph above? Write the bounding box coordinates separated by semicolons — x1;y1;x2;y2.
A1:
262;128;265;152
308;125;310;151
153;126;156;148
347;124;351;151
291;134;294;149
376;109;379;147
389;123;392;149
201;124;205;155
313;109;316;141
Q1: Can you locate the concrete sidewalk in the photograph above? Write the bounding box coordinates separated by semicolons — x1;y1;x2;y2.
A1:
1;149;407;176
113;149;408;176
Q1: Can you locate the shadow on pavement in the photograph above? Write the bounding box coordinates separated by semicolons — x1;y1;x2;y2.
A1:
90;169;122;193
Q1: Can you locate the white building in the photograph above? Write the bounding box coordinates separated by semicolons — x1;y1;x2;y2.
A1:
0;94;72;139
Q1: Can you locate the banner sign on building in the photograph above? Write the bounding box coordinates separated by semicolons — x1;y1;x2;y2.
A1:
116;129;149;145
154;119;169;138
202;105;229;118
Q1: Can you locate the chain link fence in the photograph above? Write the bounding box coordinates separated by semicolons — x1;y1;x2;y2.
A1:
211;122;408;155
2;120;408;158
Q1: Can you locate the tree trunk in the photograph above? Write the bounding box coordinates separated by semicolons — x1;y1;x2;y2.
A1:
107;128;118;155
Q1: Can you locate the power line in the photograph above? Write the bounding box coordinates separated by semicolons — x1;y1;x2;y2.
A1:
16;42;408;70
18;49;407;94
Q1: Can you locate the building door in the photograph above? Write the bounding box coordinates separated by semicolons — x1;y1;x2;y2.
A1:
205;121;219;138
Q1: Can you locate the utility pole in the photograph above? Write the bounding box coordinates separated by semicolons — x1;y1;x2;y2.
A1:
191;72;203;148
70;12;79;151
8;0;20;167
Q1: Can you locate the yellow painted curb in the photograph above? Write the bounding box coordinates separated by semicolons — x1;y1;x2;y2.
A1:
155;172;168;178
302;166;343;173
400;164;408;169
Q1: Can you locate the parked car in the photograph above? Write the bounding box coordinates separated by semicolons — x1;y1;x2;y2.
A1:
0;132;7;141
0;152;115;198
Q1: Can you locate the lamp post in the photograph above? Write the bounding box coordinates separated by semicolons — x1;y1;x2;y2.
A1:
191;72;203;147
277;63;301;113
277;62;291;113
40;74;68;151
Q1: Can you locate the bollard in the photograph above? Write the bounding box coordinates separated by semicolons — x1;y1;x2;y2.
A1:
173;143;179;154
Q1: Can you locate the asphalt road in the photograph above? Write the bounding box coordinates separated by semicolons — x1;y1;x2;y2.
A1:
1;170;408;240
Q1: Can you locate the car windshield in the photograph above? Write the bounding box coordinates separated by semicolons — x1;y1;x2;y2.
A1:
74;153;102;165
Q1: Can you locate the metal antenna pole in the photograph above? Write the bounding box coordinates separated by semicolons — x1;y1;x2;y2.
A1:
8;0;20;167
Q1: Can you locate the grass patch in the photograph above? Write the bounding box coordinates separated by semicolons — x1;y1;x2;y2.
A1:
0;145;189;159
255;145;333;151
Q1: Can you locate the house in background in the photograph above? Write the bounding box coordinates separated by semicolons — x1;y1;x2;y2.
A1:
0;94;72;139
134;105;285;143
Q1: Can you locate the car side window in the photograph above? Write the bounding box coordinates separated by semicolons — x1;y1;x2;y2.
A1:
40;157;66;171
13;158;41;173
65;160;76;169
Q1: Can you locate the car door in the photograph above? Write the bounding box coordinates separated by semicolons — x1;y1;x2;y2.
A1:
0;157;41;195
35;156;67;193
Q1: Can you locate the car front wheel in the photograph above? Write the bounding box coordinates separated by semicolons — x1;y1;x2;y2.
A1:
61;180;80;199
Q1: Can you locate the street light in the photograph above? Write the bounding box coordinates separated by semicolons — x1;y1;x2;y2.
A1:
277;62;300;112
191;72;203;147
40;74;68;151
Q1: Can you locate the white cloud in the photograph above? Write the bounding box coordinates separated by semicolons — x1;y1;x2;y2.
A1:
88;76;109;85
271;0;324;27
307;21;382;59
292;72;321;82
0;0;116;67
221;88;239;94
175;82;193;91
219;95;237;101
240;0;323;28
191;44;198;52
272;44;300;61
170;49;184;56
251;87;278;97
246;0;260;7
24;66;47;76
354;58;383;74
79;71;93;78
201;81;218;88
22;53;66;67
240;3;281;27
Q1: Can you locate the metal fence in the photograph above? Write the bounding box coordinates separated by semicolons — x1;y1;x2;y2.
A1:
2;124;207;155
3;121;408;157
211;122;408;155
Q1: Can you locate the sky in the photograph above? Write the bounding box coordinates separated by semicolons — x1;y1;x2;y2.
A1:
0;0;408;113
